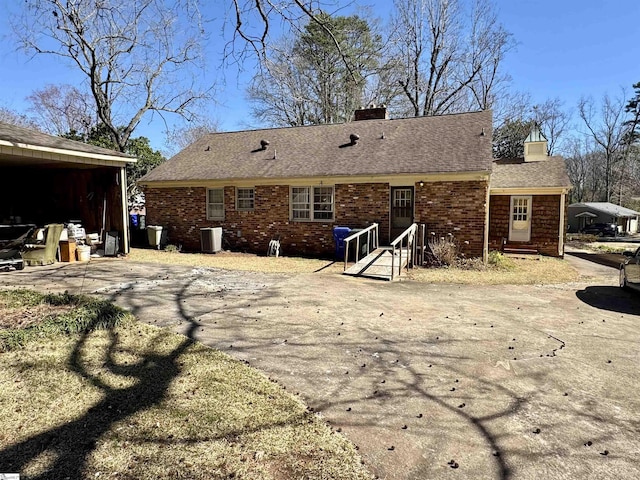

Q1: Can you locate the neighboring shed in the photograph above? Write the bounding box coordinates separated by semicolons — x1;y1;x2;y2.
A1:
0;122;136;253
567;202;640;234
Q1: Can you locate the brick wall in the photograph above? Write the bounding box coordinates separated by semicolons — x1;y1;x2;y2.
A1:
144;179;488;258
488;194;565;257
488;195;510;249
414;180;488;257
335;183;390;242
531;195;563;256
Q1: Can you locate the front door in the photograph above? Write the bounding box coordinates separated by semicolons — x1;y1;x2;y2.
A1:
391;187;414;241
509;196;532;242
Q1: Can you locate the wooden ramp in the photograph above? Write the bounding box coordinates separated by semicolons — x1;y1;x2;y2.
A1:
343;247;411;281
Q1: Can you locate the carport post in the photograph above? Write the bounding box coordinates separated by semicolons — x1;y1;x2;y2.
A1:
119;167;130;254
558;188;567;256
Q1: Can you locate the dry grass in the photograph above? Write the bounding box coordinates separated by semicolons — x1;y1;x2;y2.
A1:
129;248;579;285
0;290;369;480
408;256;580;285
128;248;343;274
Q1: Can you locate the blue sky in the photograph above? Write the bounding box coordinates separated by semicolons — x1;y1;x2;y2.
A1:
0;0;639;152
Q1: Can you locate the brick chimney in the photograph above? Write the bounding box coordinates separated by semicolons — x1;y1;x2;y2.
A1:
354;104;388;121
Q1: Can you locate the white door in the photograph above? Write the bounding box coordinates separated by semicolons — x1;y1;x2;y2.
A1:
509;196;531;242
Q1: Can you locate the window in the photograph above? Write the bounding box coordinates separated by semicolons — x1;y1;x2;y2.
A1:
236;187;255;211
291;187;310;220
511;197;529;221
291;186;334;221
313;186;334;220
207;188;224;220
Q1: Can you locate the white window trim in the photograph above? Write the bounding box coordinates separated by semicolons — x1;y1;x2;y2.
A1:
508;195;532;242
290;185;335;222
206;187;225;221
236;187;255;211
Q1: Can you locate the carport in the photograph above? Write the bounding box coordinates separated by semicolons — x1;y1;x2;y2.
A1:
0;122;135;253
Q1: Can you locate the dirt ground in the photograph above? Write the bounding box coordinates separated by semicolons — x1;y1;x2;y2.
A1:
1;257;639;480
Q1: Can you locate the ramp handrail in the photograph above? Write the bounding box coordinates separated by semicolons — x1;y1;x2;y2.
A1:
343;223;379;271
390;223;417;280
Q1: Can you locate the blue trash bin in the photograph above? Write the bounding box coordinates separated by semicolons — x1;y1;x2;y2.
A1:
333;226;351;260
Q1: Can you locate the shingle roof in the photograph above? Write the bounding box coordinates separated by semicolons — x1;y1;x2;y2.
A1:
568;202;640;218
491;157;571;189
140;110;493;183
0;121;134;160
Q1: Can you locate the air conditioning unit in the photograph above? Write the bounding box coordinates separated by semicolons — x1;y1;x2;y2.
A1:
201;227;222;253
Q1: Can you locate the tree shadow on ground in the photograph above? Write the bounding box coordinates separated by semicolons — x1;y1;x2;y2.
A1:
0;275;281;479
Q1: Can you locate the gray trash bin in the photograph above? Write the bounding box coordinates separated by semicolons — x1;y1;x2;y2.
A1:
147;225;163;249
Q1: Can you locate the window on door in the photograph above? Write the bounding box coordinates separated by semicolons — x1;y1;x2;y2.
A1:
393;188;412;208
512;197;529;221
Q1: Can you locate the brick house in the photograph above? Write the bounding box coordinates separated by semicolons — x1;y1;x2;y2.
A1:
489;126;572;256
139;109;571;260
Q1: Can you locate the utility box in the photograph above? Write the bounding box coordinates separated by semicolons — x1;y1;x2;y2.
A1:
201;227;222;253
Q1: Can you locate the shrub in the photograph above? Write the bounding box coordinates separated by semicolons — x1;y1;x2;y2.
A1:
488;251;515;270
426;233;457;266
164;244;180;253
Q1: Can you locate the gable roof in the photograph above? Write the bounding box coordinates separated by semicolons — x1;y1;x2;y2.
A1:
140;110;493;183
568;202;640;218
0;121;135;165
490;157;571;190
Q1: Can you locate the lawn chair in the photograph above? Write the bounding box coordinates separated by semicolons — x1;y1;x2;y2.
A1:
21;223;64;266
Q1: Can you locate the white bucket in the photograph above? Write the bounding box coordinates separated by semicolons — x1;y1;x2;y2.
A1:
77;245;91;262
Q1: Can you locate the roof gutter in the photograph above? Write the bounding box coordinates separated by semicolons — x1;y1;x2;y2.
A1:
0;139;136;164
138;170;492;188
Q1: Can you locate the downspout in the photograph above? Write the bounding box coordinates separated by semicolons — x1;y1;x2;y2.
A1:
483;177;490;264
558;189;566;257
120;167;130;254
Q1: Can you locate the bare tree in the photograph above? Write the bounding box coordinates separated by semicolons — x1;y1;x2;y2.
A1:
0;106;40;130
532;97;571;155
13;0;211;152
248;43;318;126
465;0;514;112
164;119;219;156
564;136;603;203
390;0;511;117
578;92;629;202
27;84;96;137
226;1;359;75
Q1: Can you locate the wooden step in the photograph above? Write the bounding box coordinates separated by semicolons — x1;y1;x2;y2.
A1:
503;247;538;255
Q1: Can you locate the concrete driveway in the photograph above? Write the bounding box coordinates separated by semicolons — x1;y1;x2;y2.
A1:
2;258;639;480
